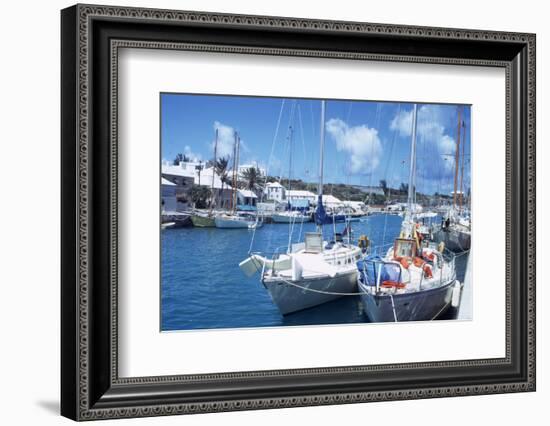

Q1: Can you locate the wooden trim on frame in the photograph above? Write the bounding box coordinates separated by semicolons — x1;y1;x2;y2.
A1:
61;3;535;421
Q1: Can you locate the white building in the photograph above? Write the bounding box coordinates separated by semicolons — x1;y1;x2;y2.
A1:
286;189;316;204
161;161;234;209
263;181;286;202
320;194;344;209
237;189;258;211
161;178;177;213
238;163;266;178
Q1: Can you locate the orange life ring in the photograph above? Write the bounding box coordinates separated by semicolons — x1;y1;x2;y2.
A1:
413;257;425;268
398;257;410;269
423;251;435;262
423;264;433;279
381;280;406;289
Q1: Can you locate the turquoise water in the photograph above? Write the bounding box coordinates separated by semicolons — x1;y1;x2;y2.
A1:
161;214;467;331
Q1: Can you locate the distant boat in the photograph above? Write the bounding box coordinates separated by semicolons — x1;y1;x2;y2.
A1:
215;214;261;229
191;212;216;228
431;107;471;253
272;211;311;223
239;100;362;315
191;128;220;228
357;104;461;322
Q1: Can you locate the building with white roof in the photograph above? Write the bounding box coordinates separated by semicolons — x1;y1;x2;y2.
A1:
161;177;177;213
320;194;344;209
161;161;234;209
263;181;286;202
286;189;316;204
237;189;258;211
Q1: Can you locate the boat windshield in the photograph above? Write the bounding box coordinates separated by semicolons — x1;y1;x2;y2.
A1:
393;238;416;259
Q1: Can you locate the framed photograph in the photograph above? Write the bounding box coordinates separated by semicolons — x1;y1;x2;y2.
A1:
61;4;536;421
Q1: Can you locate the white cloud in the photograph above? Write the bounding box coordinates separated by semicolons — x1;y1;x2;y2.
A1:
183;145;202;162
211;121;248;159
390;105;459;181
325;118;382;174
212;121;235;158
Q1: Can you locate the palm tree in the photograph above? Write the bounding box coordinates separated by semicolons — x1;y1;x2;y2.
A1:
190;184;212;209
215;157;229;208
241;166;263;191
379;179;388;195
173;153;190;165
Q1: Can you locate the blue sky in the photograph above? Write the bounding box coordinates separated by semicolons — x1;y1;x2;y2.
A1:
161;93;471;196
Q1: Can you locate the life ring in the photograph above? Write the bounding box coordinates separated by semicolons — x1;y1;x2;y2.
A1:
357;235;369;249
413;257;425;268
423;264;433;279
381;280;406;289
397;257;410;269
422;250;435;262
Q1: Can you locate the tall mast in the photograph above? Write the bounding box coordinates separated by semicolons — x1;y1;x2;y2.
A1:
407;104;418;212
318;100;326;197
233;134;241;213
453;106;462;209
209;129;218;215
230;131;238;212
287;126;294;195
459;119;466;213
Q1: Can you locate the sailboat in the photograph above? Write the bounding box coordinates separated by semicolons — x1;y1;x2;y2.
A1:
272;210;311;223
239;100;362;315
271;123;311;224
357;104;461;322
215;131;262;229
191;129;219;228
432;107;471;252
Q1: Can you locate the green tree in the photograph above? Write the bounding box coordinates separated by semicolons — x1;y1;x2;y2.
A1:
241;166;263;191
379;179;388;195
190;184;212;209
215;157;230;207
173;153;190;165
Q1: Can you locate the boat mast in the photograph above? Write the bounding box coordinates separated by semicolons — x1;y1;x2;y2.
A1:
287;126;294;199
407;104;418;214
453;106;462;210
459;119;466;213
209;128;218;215
233;134;241;213
317;100;326;232
230;131;238;212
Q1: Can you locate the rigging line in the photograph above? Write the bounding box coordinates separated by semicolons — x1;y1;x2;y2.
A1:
263;99;286;182
297;104;307;175
254;99;286;254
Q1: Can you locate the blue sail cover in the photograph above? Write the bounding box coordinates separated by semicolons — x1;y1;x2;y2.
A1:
315;194;329;225
315;195;346;225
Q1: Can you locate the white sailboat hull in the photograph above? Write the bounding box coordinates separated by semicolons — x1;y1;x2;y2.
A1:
215;216;251;228
271;213;311;223
263;270;358;315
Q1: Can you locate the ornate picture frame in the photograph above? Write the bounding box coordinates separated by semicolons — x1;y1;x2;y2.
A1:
61;4;535;420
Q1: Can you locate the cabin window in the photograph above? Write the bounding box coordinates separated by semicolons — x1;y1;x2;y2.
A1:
394;239;416;259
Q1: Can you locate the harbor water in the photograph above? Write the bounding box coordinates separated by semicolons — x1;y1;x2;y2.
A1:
161;214;470;331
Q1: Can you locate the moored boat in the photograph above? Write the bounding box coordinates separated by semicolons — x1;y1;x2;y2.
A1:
191;213;216;227
239;100;362;315
215;214;261;229
271;211;311;223
357;104;461;322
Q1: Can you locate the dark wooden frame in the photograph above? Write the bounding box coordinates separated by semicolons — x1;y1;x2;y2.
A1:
61;3;536;421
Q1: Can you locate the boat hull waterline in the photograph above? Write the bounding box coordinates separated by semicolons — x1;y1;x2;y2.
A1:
358;279;457;322
271;213;311;223
190;214;216;228
263;270;358;315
